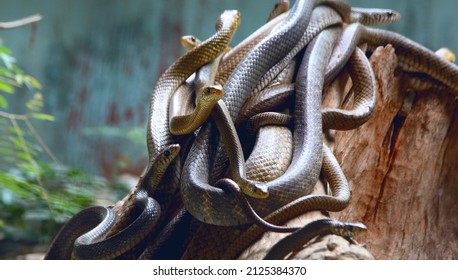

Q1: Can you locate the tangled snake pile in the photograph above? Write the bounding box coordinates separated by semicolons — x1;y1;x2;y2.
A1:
45;0;458;260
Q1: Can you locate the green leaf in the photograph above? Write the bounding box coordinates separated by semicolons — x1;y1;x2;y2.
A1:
0;147;14;155
11;65;23;75
24;76;42;89
8;136;23;148
0;80;14;93
17;152;32;161
0;66;14;77
26;99;40;111
0;94;7;108
8;126;24;136
2;155;17;162
30;113;55;121
0;47;12;55
15;73;24;85
0;174;33;198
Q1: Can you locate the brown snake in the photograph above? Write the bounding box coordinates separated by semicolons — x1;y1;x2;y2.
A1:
325;22;458;93
169;56;225;136
263;218;367;259
222;141;352;259
44;145;180;259
322;46;377;130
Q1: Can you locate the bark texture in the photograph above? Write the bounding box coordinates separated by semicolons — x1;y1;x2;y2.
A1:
332;45;458;259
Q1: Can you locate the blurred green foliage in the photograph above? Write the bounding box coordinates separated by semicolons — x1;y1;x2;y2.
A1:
0;163;107;243
0;38;117;253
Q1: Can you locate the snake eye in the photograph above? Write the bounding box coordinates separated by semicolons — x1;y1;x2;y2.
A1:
164;150;171;157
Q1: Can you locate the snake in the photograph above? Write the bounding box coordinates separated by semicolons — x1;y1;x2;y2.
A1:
44;144;180;259
238;7;398;127
147;9;240;158
45;11;240;259
250;5;343;99
209;0;351;183
181;0;347;225
263;218;368;259
170;21;279;131
349;7;400;26
239;46;376;132
215;9;288;86
167;36;203;128
267;0;290;22
222;25;375;234
215;27;359;255
169;34;269;198
222;141;352;259
237;83;295;125
169;35;225;136
251;6;400;99
406;48;458;92
169;56;225;136
145;10;241;221
322;45;377;130
324;23;458;93
229;41;375;237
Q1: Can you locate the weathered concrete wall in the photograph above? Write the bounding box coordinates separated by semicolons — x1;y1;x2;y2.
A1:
0;0;457;177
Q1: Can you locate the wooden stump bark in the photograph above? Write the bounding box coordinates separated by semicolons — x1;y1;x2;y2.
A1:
332;45;458;259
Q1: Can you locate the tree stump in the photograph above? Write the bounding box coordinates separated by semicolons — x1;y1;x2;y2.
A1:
332;45;458;259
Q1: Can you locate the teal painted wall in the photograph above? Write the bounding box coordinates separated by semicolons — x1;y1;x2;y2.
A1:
0;0;457;177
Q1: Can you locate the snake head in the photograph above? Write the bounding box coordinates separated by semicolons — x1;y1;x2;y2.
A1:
157;144;181;166
180;35;202;51
242;181;269;199
199;85;224;103
143;144;181;190
345;222;368;237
